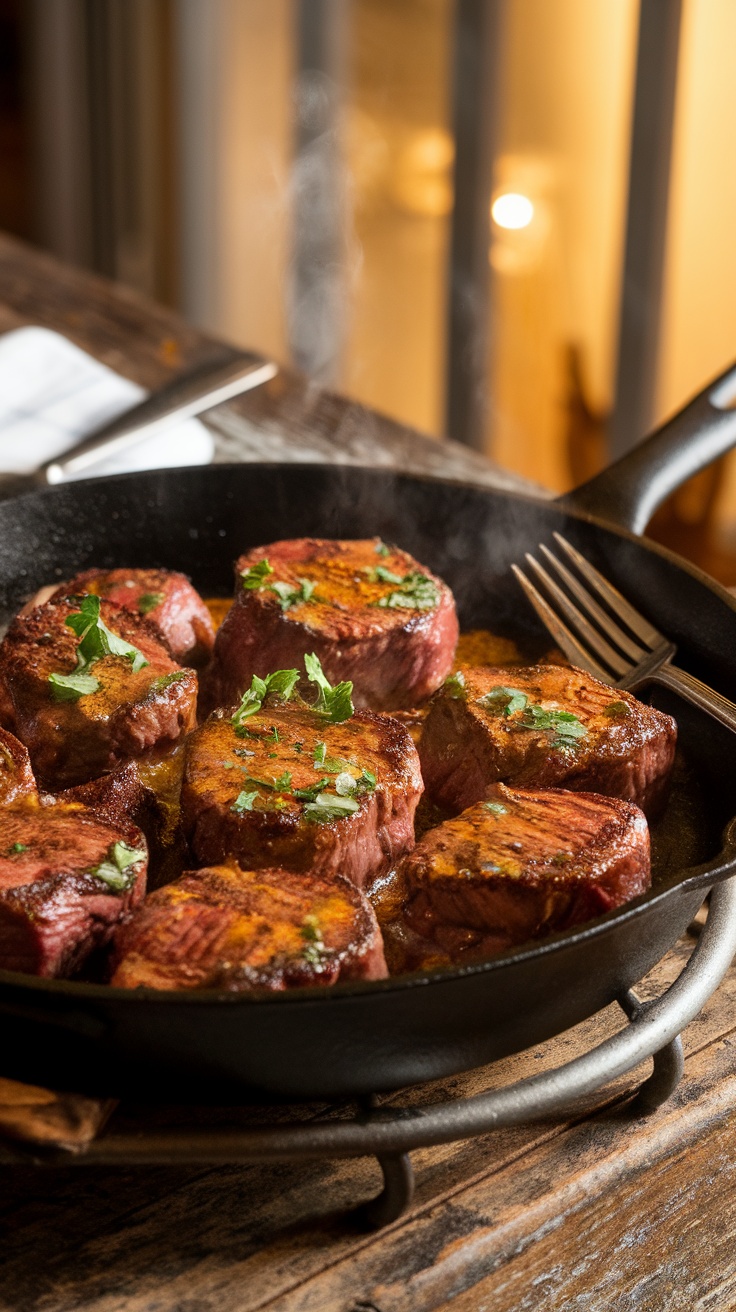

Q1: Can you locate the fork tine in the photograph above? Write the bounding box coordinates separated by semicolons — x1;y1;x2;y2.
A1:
523;554;630;678
553;533;662;647
511;564;614;682
538;544;646;661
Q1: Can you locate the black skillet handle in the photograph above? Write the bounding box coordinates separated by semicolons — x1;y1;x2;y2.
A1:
560;360;736;535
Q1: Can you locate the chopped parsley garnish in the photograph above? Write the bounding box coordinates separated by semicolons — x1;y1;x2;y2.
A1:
375;540;391;556
293;777;331;802
301;914;327;965
152;671;187;691
49;594;149;701
303;792;361;823
266;725;279;743
479;686;588;752
483;801;508;816
89;841;145;892
48;669;101;701
518;705;588;748
374;571;439;611
231;790;258;813
479;687;528;716
444;671;466;698
304;652;354;723
239;771;292;793
270;578;315;611
241;558;274;590
138;592;164;614
231;667;300;729
221;761;235;770
313;741;326;766
7;842;27;855
364;564;404;585
603;701;630;718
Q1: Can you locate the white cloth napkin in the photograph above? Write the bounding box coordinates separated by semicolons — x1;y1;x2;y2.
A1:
0;326;214;479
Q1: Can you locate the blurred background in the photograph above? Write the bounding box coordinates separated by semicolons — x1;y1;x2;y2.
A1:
2;0;736;581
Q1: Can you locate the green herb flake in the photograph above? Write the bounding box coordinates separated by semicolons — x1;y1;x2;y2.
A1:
221;761;235;770
603;701;630;718
374;570;439;611
313;741;326;767
49;594;149;699
364;564;404;585
294;742;303;754
241;558;274;591
303;792;361;823
293;777;331;802
231;790;258;813
478;686;528;716
152;671;187;692
266;725;279;743
231;667;300;729
483;801;508;816
304;652;354;723
270;578;315;611
301;914;327;965
49;669;101;701
138;592;164;614
7;842;27;855
357;768;377;793
375;540;391;556
444;671;466;698
89;840;146;893
519;705;588;747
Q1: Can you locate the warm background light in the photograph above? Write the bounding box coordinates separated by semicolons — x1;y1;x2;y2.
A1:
491;192;534;230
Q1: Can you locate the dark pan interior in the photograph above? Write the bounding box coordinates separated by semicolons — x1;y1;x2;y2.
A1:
0;463;734;1100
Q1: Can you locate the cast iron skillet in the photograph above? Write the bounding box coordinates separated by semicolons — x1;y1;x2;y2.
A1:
1;363;736;1102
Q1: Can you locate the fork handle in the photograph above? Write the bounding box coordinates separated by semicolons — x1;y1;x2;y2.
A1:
649;662;736;734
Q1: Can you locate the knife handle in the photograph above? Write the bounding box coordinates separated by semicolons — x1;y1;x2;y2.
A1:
43;357;278;483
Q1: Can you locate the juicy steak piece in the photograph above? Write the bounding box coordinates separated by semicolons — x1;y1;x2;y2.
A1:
0;596;197;789
50;568;215;668
203;538;458;713
111;864;387;990
0;802;147;976
419;664;676;817
0;728;36;806
397;782;651;958
182;698;422;888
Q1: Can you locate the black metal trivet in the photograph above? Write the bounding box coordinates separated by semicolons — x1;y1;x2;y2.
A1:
8;878;736;1230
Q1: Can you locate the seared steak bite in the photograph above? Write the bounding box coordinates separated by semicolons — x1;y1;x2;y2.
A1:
0;802;147;976
50;567;215;668
419;664;676;817
111;864;387;990
182;659;422;887
396;783;650;958
203;537;458;713
0;728;36;806
0;594;197;790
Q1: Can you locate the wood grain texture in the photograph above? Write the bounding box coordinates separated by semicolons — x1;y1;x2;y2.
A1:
0;232;733;1312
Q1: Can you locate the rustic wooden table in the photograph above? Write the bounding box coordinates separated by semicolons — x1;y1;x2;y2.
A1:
2;232;736;1312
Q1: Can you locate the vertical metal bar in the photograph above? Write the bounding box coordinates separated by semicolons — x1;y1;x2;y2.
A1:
609;0;683;459
445;0;504;451
289;0;349;384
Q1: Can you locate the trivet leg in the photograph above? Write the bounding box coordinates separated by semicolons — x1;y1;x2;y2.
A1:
355;1152;415;1230
618;988;685;1113
631;1033;685;1113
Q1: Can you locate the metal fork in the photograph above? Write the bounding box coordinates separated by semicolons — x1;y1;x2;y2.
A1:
512;532;736;734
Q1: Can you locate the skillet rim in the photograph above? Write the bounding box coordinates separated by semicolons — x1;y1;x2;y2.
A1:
0;461;735;1007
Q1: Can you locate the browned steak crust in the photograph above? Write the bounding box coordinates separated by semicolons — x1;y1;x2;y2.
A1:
0;596;197;789
397;782;650;958
203;538;458;713
0;728;36;806
0;802;147;976
419;664;676;816
50;567;215;668
182;700;422;888
111;864;387;991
